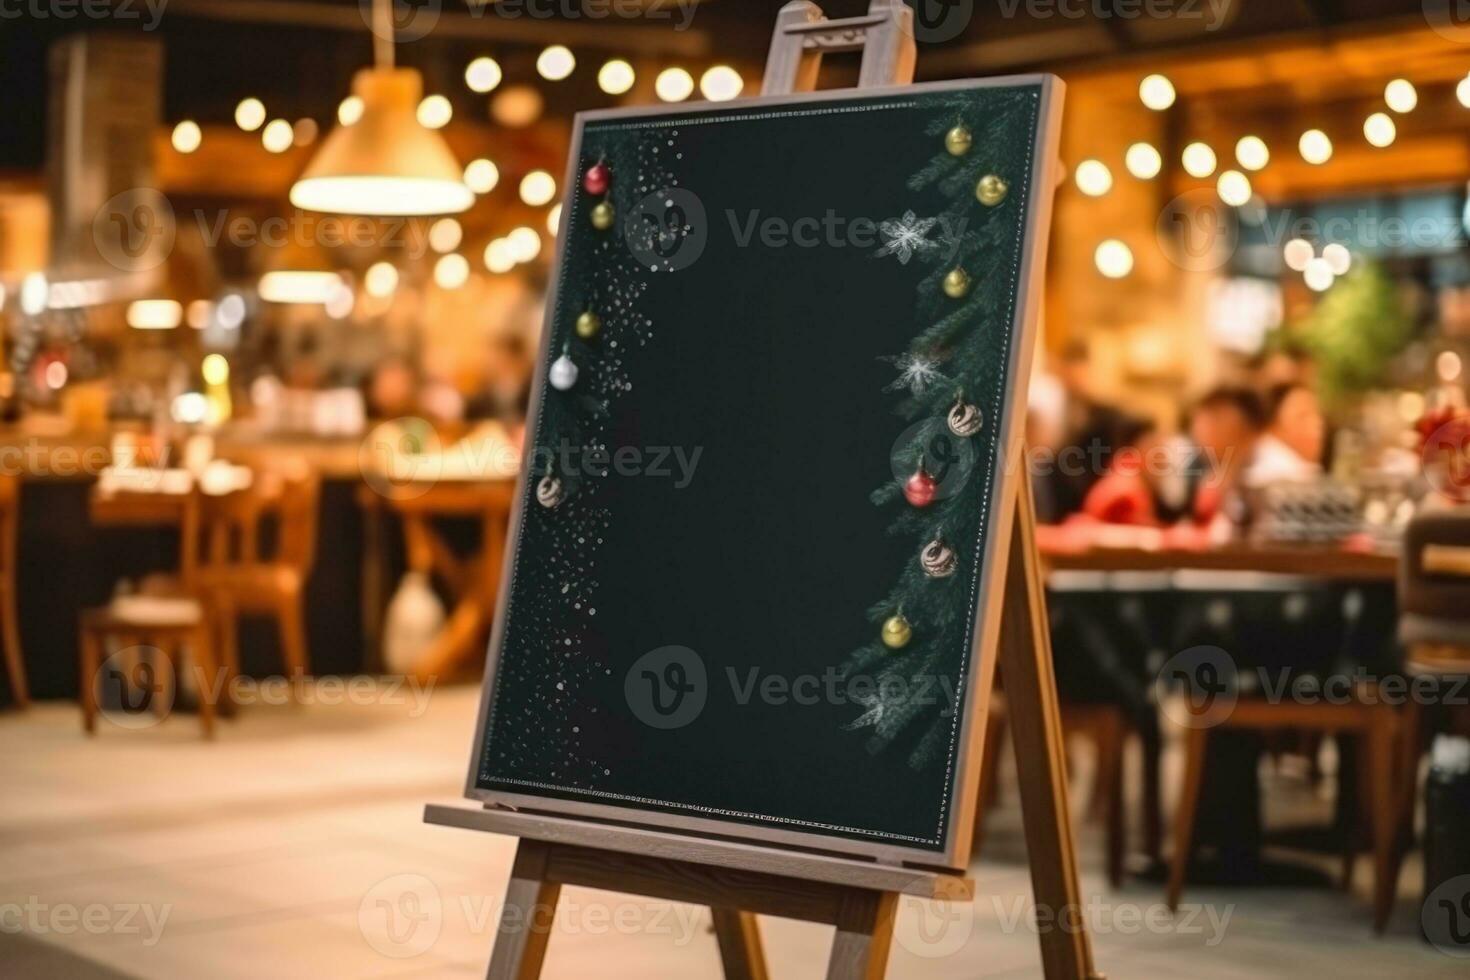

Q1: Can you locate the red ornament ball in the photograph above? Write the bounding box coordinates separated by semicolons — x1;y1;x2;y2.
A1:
583;162;610;196
903;468;938;508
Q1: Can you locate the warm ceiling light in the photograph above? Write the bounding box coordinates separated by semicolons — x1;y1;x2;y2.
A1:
519;170;556;206
1217;169;1251;207
1234;135;1268;171
1322;242;1352;275
434;253;470;289
1299;129;1332;165
201;353;230;386
171;120;202;154
537;45;575;81
508;226;542;262
1094;239;1133;279
484;238;516;273
19;273;47;315
1363;112;1396;148
656;67;695;102
1124;142;1161;179
417;95;452;129
364;261;398;298
1073;159;1112;196
235;97;265;131
293;118;319;146
546;203;562;236
428;217;463;253
492;86;543;127
700;65;743;101
1385;78;1417;114
127;299;182;329
1283;238;1313;272
1138;74;1175;111
1303;256;1334;292
464;158;499;194
1459;75;1470;108
1181;142;1216;178
465;56;502;93
338;95;364;126
1438;351;1462;382
217;293;247;329
262;119;294;153
259;271;342;304
598;59;636;95
292;67;473;216
186;300;213;329
325;281;355;319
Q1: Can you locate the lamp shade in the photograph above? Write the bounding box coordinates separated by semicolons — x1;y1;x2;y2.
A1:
290;67;473;216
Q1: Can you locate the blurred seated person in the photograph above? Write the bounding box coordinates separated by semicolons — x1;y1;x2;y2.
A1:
1080;417;1167;526
366;356;420;420
1050;339;1132;517
1186;385;1266;528
1245;383;1325;487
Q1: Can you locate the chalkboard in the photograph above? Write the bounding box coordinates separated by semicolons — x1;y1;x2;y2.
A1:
467;76;1063;867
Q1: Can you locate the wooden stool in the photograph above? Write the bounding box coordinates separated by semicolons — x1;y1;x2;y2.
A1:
79;603;222;738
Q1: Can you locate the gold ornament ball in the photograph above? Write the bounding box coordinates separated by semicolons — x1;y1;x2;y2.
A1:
976;174;1008;207
945;125;972;157
590;201;616;231
881;615;912;650
943;267;971;299
575;311;601;340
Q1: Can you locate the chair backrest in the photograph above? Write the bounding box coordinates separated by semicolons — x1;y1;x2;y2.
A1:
199;459;320;579
1399;509;1470;623
0;473;19;578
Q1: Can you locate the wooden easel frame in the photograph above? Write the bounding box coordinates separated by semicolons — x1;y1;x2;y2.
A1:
428;2;1097;976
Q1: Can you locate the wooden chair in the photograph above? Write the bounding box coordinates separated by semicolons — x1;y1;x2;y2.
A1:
80;488;224;738
197;460;321;687
1381;512;1470;929
1164;571;1398;929
0;474;26;708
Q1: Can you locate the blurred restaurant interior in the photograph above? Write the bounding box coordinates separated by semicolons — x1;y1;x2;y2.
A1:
5;0;1470;977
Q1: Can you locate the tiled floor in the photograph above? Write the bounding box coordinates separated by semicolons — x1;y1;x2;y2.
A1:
0;684;1461;978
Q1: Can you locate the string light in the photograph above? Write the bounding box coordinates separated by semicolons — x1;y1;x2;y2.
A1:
19;273;46;315
508;226;542;262
655;68;694;102
1363;112;1396;148
519;170;556;207
417;95;452;129
1284;239;1313;272
261;119;294;153
537;45;576;81
235;98;265;131
338;96;364;126
598;59;636;96
547;203;562;236
364;262;398;298
700;65;744;102
1303;256;1334;292
1125;142;1161;179
1299;129;1332;165
1323;243;1352;275
1094;239;1133;279
484;238;516;273
1458;75;1470;108
492;87;543;127
127;299;182;329
1234;135;1269;171
1217;170;1251;207
464;158;499;194
1181;142;1216;178
1138;74;1175;111
434;253;470;289
1074;159;1112;196
171;121;202;154
465;57;502;93
293;119;318;147
1385;78;1417;113
429;218;463;254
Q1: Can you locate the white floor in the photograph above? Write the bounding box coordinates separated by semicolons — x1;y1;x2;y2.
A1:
0;684;1461;978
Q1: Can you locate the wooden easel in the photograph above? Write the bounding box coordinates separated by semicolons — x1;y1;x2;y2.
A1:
426;3;1098;977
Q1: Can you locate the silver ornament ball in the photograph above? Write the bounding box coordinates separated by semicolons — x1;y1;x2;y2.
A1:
549;354;579;391
536;474;564;508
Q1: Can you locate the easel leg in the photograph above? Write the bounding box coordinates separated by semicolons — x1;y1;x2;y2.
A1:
488;840;562;980
998;474;1103;980
824;889;898;980
710;908;768;980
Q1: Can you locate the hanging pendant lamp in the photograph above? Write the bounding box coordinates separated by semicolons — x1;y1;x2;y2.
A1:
290;0;472;217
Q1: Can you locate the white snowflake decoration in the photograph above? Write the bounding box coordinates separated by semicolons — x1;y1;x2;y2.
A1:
875;210;940;265
885;352;946;395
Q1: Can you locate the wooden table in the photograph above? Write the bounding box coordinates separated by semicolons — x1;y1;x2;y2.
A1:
1039;539;1399;583
357;479;517;684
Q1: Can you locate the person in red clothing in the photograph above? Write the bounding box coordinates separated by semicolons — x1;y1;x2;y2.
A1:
1080;417;1165;526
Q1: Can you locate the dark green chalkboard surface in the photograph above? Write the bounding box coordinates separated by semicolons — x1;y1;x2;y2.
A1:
468;76;1063;866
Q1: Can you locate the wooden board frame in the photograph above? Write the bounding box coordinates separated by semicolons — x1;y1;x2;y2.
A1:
461;72;1065;870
